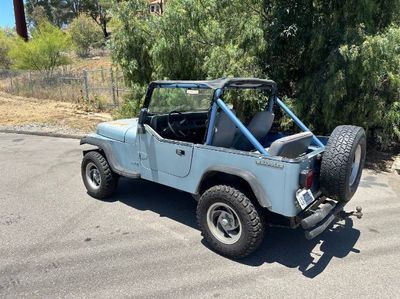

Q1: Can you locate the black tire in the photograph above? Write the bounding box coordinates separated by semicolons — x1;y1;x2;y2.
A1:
81;151;118;199
196;185;264;259
320;125;366;202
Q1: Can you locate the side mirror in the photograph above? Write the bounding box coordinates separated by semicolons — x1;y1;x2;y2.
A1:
138;108;148;125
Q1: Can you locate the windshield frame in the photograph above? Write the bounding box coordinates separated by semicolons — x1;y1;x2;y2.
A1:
147;86;214;115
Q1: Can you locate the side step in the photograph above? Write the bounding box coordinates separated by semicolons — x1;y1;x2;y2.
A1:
301;201;361;240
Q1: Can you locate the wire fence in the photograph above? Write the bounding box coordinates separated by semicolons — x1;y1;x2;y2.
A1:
0;66;130;108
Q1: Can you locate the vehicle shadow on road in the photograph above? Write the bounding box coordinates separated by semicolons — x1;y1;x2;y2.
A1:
112;178;199;229
111;178;361;279
240;218;360;278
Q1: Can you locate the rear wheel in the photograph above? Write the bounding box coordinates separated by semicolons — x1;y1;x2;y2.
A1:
196;185;264;258
320;125;366;202
81;151;118;199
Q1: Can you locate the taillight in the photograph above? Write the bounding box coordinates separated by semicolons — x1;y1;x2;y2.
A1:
300;169;313;189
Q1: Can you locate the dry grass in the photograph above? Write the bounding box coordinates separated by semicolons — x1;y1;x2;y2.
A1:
71;56;113;71
0;92;112;133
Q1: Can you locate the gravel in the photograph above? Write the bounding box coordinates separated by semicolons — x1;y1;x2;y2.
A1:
0;123;89;138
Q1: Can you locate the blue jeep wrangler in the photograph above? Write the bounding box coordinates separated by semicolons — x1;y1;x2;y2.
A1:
81;78;365;258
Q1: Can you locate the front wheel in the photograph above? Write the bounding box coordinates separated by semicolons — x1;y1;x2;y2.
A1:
81;151;118;199
196;185;265;259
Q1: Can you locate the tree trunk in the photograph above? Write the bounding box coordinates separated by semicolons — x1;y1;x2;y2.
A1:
102;20;109;38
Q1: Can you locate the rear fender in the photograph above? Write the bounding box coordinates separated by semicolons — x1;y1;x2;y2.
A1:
197;166;272;209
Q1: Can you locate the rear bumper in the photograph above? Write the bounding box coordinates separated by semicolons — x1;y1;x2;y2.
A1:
299;198;362;240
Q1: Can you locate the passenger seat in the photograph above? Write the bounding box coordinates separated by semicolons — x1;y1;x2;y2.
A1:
268;131;313;158
233;111;274;151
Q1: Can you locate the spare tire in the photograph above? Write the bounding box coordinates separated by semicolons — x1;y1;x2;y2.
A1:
320;125;366;202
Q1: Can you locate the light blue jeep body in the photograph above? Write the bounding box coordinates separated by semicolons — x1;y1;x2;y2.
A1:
81;78;326;217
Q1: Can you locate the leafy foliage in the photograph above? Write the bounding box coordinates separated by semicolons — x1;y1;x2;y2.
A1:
0;29;14;69
109;0;154;86
110;0;400;147
26;0;75;28
26;0;112;37
111;0;264;117
69;14;103;57
81;0;112;38
9;22;71;74
336;26;400;146
262;0;400;147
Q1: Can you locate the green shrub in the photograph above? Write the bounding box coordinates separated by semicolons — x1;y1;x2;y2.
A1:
337;26;400;147
0;29;13;69
68;15;103;57
112;85;146;119
9;22;71;74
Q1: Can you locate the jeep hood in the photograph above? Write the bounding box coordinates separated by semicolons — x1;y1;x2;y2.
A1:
96;118;138;142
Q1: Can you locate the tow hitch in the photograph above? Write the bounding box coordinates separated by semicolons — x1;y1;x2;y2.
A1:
301;200;363;240
338;206;363;220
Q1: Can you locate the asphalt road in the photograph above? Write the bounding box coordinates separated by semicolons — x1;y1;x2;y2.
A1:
0;133;399;298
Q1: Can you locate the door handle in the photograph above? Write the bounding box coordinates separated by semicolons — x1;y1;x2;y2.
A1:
176;149;185;156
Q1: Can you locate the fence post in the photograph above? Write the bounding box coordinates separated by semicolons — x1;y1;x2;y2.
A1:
10;73;13;92
115;68;119;101
110;67;117;106
83;69;89;101
28;71;33;95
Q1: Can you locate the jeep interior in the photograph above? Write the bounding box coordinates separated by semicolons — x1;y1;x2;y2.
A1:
142;85;314;158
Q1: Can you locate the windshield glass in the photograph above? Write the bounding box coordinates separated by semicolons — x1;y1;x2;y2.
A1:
149;88;213;114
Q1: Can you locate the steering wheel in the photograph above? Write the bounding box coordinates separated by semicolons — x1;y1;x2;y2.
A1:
167;111;192;138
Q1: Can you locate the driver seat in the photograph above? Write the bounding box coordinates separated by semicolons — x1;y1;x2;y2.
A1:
211;110;237;148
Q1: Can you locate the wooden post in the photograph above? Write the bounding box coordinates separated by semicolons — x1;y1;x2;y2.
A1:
13;0;28;41
83;70;89;101
110;67;117;105
115;68;119;101
10;73;14;92
28;71;33;95
101;67;104;82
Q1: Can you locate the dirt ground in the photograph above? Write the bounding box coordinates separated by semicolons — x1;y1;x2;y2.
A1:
0;92;112;134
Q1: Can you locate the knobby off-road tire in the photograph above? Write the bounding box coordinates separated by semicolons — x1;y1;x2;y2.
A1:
320;125;366;202
81;151;118;200
197;185;265;259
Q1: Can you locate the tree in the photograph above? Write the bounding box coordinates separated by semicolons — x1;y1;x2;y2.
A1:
9;21;71;74
111;0;265;119
81;0;112;38
26;0;72;28
25;0;112;38
69;14;103;57
261;0;400;147
111;0;264;90
111;0;400;146
29;5;50;27
0;29;14;69
110;0;154;86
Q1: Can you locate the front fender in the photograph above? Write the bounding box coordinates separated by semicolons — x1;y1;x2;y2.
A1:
80;134;140;179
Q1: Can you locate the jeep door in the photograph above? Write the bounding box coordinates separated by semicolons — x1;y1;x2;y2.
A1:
138;126;194;178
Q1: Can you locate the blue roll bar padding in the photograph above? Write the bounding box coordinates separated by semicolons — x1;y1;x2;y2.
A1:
268;96;274;112
205;89;223;145
216;98;269;155
205;102;218;145
275;96;325;148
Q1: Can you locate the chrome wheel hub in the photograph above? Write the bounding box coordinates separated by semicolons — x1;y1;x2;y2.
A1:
350;144;361;186
86;162;101;190
206;202;242;245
